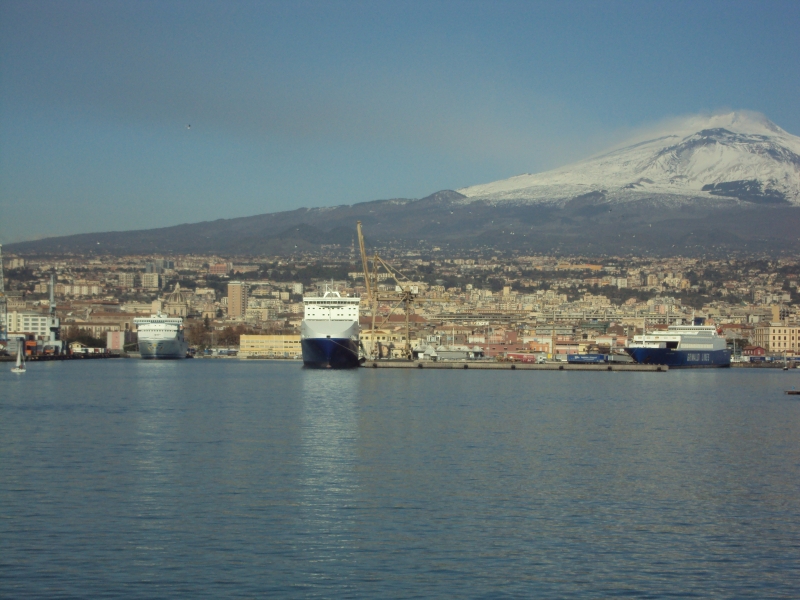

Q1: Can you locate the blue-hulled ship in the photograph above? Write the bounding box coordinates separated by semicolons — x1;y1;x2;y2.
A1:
624;319;730;368
300;289;361;368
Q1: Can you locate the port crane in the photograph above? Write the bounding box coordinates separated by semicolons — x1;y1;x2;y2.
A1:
357;221;448;360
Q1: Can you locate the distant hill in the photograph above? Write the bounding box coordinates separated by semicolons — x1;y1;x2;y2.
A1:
8;112;800;257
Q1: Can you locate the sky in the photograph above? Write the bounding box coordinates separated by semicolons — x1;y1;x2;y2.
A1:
1;0;799;243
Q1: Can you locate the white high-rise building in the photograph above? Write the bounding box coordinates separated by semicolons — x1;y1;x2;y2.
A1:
2;311;49;337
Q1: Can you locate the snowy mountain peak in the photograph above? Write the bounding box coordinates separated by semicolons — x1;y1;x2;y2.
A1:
458;111;800;206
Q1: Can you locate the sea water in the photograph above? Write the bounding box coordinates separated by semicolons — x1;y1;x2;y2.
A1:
1;360;799;598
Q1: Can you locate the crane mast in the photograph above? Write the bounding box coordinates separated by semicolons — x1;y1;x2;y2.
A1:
356;221;372;303
356;222;447;360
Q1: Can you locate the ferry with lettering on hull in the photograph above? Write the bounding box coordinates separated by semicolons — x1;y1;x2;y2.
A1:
624;319;730;368
301;289;361;368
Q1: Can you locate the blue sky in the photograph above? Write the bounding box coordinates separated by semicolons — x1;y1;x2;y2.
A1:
1;0;799;243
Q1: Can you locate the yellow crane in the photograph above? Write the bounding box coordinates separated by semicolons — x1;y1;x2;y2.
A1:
356;221;448;360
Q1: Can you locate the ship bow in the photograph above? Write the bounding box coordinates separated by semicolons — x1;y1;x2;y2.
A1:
301;338;360;368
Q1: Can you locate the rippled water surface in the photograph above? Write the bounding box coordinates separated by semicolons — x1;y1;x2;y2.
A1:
2;360;800;598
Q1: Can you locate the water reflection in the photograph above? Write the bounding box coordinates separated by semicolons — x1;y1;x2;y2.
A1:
130;360;185;488
297;369;361;571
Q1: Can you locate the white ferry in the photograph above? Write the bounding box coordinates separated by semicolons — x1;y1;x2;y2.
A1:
300;289;361;368
133;314;189;359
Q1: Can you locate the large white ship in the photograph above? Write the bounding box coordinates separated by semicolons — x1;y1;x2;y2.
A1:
300;289;361;368
134;314;189;359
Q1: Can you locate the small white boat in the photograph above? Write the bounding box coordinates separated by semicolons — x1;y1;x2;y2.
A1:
11;343;26;374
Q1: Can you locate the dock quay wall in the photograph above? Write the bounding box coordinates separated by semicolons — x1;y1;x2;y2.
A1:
363;361;667;372
0;353;120;362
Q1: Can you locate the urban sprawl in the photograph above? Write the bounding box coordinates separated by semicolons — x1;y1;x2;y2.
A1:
1;247;799;361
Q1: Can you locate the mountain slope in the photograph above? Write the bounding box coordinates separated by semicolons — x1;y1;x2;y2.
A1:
458;112;800;206
7;112;800;256
7;192;799;257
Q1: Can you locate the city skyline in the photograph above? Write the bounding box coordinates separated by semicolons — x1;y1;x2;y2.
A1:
2;248;798;358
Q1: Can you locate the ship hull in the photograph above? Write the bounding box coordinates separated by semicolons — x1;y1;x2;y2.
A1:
301;337;360;369
138;338;188;359
624;348;730;368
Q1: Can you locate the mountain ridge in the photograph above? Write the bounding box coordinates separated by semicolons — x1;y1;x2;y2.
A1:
7;112;800;256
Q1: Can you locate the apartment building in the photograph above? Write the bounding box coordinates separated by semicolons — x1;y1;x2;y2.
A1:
141;273;160;290
752;322;800;355
239;334;301;357
209;263;232;275
227;282;248;319
1;311;49;337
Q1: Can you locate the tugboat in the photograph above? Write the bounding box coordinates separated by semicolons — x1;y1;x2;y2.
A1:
625;318;730;368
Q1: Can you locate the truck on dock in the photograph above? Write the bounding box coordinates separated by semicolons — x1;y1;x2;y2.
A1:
567;353;634;364
567;353;608;364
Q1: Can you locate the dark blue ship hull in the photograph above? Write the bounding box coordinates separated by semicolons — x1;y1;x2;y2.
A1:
625;348;730;368
301;337;360;369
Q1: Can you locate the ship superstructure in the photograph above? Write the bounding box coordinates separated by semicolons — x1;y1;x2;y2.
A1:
134;314;188;359
625;319;730;368
300;289;361;368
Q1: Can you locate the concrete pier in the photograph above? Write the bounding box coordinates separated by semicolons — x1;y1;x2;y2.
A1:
362;360;667;372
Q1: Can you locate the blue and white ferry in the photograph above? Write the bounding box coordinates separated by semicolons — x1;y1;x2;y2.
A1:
300;289;361;368
624;319;730;368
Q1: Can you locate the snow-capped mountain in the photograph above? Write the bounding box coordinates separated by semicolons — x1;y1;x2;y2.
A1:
9;111;800;256
458;112;800;206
